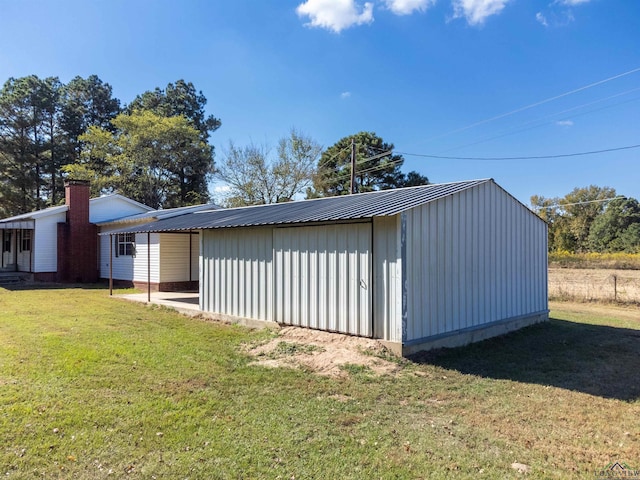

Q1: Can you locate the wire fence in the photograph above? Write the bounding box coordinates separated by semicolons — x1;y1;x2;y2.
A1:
549;268;640;304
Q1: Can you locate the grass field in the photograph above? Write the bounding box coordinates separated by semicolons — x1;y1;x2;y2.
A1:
549;267;640;304
0;285;639;479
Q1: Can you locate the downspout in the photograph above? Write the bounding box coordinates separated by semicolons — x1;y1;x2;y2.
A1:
29;226;34;274
147;232;151;303
14;230;18;272
199;231;204;312
370;219;375;339
109;234;113;296
189;230;193;282
400;213;408;346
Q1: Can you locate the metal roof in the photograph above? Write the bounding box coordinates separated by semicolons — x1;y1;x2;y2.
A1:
101;179;491;235
0;204;68;223
96;203;220;226
0;193;154;225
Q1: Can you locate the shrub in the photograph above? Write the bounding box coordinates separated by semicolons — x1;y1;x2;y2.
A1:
549;251;640;269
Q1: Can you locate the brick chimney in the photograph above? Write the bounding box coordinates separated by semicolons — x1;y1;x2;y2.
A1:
65;179;91;225
57;180;98;283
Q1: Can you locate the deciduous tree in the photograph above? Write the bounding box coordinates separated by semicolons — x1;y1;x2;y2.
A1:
215;129;321;207
588;197;640;252
79;110;213;208
532;185;619;252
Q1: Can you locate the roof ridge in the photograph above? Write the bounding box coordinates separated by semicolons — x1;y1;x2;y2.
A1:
195;178;491;215
100;179;499;235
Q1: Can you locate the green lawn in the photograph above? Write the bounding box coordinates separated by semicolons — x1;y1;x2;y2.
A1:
0;286;638;479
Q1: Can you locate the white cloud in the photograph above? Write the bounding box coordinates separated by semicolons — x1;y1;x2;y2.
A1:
340;91;352;99
384;0;436;15
556;0;590;5
536;12;548;27
556;120;574;127
452;0;510;26
536;3;577;28
296;0;374;33
538;0;589;27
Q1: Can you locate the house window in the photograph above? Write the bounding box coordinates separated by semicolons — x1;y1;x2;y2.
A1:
2;231;11;252
20;230;31;252
117;233;135;257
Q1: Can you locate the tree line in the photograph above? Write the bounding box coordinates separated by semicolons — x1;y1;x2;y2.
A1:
0;74;428;217
214;130;429;207
3;75;636;255
0;75;220;215
531;186;640;254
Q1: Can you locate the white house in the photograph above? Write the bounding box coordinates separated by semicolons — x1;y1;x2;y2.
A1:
97;203;218;291
0;180;217;290
106;179;549;355
0;181;152;282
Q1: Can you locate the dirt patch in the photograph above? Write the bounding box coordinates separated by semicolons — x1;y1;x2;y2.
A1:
244;327;403;377
549;268;640;303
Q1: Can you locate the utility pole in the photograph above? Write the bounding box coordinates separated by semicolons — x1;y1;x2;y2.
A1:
350;138;356;194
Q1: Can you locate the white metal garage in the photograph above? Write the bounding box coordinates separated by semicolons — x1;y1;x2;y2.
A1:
108;179;549;356
273;223;372;336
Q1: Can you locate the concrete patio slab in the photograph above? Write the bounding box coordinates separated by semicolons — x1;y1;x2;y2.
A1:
115;291;201;317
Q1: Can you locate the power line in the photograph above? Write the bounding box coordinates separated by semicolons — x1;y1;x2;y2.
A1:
329;157;405;183
397;143;640;161
438;87;640;154
318;142;640;184
533;197;625;209
421;65;640;144
317;144;395;171
317;148;395;172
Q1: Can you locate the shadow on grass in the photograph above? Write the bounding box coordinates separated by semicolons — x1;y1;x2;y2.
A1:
411;318;640;401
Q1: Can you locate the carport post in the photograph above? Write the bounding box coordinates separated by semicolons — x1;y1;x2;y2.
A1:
189;230;193;282
109;234;113;296
147;232;151;303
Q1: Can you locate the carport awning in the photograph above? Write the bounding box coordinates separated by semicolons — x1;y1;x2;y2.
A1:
0;220;34;229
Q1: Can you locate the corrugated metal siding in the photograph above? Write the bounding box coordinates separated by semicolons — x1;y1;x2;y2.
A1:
132;233;160;283
273;224;372;336
372;216;402;343
158;233;199;282
404;181;548;342
200;228;273;321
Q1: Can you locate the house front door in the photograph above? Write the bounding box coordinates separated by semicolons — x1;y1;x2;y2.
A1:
1;230;16;271
15;229;32;272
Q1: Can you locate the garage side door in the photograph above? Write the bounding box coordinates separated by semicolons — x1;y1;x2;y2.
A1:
273;223;372;337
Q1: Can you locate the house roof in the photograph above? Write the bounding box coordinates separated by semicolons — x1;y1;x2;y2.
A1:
100;179;493;235
96;203;220;227
0;204;68;224
0;193;154;230
92;194;154;214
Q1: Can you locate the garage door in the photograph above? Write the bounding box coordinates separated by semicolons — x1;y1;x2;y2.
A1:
273;223;372;337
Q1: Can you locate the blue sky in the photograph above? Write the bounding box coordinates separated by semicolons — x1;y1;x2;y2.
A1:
1;0;638;205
